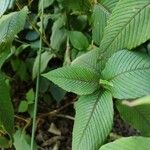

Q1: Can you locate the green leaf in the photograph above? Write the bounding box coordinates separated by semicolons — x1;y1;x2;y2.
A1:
72;91;113;150
102;50;150;99
0;73;14;135
18;101;28;113
42;66;99;95
26;89;34;104
0;136;10;148
0;46;11;68
69;31;89;51
0;0;10;17
99;0;150;60
50;14;67;51
14;129;37;150
0;7;28;52
32;51;55;79
11;58;29;81
60;0;91;12
117;96;150;136
38;0;54;10
71;48;101;74
51;28;67;51
50;84;66;102
92;0;119;45
99;136;150;150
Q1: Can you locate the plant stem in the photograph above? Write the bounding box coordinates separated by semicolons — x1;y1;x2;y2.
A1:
30;0;44;149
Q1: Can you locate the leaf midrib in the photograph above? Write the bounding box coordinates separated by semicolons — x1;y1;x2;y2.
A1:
77;91;101;149
108;66;150;81
101;2;150;55
52;75;99;83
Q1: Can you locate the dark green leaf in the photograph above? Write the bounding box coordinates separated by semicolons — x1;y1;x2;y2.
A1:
32;51;55;79
0;73;14;135
69;31;89;51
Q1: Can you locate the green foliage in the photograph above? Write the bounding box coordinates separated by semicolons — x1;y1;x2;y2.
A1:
117;96;150;136
99;0;150;59
43;66;100;95
102;50;150;99
14;129;37;150
50;14;67;51
42;0;150;149
32;51;55;79
92;0;118;45
18;89;35;117
18;101;28;113
99;137;150;150
0;73;14;135
38;0;54;10
0;0;149;149
72;91;113;150
69;31;89;51
0;136;10;148
0;7;28;52
0;0;10;17
71;48;101;74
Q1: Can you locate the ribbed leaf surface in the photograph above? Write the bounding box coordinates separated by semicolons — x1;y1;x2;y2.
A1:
117;96;150;136
99;137;150;150
42;66;99;95
0;73;14;135
102;50;150;99
72;91;113;150
71;48;101;74
0;0;10;17
0;7;28;52
92;0;118;45
99;0;150;59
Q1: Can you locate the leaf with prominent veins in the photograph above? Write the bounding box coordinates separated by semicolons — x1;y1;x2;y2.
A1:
102;50;150;99
72;90;113;150
42;66;100;95
92;0;119;45
99;0;150;60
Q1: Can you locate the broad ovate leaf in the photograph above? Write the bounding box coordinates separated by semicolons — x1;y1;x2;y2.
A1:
0;0;10;17
0;7;28;52
117;96;150;136
102;50;150;99
72;91;113;150
0;73;14;135
92;0;119;45
99;0;150;59
99;137;150;150
69;31;89;51
42;66;99;95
